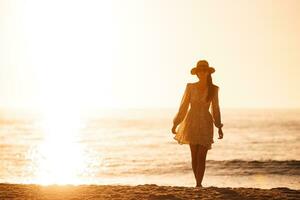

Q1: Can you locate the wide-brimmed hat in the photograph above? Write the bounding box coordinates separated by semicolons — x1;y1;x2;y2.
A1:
190;60;215;75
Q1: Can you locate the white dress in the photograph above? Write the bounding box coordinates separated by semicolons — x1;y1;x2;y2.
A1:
173;82;222;150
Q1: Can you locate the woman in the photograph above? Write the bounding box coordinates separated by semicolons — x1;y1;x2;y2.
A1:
171;60;224;188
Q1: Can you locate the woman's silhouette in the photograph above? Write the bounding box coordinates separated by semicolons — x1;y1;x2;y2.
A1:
171;60;224;187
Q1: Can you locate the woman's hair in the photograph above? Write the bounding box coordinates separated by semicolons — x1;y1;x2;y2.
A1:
206;74;216;102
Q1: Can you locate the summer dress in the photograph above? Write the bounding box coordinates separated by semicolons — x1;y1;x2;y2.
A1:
173;82;223;150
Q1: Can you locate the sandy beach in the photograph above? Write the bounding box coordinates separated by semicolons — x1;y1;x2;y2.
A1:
0;184;299;200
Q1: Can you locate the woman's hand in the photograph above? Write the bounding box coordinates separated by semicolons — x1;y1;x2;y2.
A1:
218;128;223;139
171;125;177;134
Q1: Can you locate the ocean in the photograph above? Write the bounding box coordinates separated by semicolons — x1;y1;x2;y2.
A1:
0;108;299;189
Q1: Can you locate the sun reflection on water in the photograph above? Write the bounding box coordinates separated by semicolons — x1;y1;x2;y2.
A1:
32;109;87;185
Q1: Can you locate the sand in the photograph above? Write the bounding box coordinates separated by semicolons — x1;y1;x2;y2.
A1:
0;183;299;200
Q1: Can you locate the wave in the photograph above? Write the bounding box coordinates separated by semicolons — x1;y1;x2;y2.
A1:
111;159;300;176
204;159;300;176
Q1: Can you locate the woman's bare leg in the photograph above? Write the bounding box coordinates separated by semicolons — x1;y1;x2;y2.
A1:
189;144;199;185
196;145;208;187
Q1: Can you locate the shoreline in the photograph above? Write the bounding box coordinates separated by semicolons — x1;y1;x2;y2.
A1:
0;183;299;200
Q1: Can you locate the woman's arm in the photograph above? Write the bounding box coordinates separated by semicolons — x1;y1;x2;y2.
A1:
211;86;223;129
173;83;191;127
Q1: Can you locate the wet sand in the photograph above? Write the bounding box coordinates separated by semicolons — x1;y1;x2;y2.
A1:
0;183;299;200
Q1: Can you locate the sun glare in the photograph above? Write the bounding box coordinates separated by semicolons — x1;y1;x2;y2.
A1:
32;108;86;185
18;0;117;184
23;0;115;110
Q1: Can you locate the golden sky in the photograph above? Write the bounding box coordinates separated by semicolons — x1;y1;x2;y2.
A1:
1;0;300;110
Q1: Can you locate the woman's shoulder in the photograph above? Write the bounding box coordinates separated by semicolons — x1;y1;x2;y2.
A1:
212;84;219;89
185;82;197;90
186;82;219;91
212;84;220;95
187;82;198;86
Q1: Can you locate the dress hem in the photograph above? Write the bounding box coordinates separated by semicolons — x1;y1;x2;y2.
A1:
173;136;212;150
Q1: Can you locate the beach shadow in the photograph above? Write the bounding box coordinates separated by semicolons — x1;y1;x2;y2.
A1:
271;187;300;199
211;187;252;200
149;193;182;200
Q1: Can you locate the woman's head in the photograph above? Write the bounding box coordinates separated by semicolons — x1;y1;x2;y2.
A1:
191;60;216;102
190;60;215;76
195;68;210;81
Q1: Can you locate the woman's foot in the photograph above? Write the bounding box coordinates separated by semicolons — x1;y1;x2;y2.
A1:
195;184;203;188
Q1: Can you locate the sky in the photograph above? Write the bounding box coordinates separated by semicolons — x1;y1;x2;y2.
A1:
1;0;300;110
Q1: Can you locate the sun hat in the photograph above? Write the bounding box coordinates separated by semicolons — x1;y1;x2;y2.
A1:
190;60;215;75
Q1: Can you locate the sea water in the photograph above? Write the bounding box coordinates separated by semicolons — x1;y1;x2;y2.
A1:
0;108;299;189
